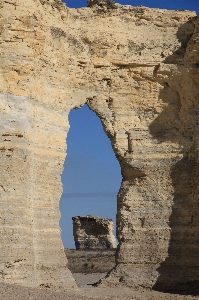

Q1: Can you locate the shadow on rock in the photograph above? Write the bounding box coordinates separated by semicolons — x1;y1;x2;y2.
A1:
149;16;199;296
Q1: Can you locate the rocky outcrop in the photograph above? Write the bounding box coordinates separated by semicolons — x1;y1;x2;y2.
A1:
87;0;117;9
72;216;117;249
0;0;199;293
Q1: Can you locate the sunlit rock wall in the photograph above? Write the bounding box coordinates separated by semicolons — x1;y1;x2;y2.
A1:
1;0;199;292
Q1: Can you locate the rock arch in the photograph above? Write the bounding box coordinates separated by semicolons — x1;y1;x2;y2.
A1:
1;0;199;292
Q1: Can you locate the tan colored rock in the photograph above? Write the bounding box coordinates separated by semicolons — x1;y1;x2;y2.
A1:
72;215;117;250
87;0;117;8
0;0;199;293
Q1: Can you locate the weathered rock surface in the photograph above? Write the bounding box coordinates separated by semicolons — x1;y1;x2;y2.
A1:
87;0;117;9
72;215;117;250
0;0;199;293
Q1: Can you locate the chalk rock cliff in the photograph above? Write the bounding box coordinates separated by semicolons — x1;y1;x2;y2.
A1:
72;215;117;249
0;0;199;292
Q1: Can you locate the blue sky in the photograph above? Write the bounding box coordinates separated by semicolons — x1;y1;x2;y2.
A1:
60;0;199;249
60;105;121;248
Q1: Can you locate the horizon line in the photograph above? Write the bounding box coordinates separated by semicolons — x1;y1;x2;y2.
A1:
61;192;118;198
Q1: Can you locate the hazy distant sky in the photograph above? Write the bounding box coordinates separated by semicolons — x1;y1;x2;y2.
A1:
60;0;199;249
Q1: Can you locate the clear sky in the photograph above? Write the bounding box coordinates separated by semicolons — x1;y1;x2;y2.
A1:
60;105;121;248
60;0;199;249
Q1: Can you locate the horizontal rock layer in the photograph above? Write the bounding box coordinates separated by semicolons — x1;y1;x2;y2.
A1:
0;0;199;292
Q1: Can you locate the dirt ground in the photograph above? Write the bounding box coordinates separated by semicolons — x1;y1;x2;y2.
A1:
73;272;107;287
1;280;199;300
1;250;199;299
65;249;115;273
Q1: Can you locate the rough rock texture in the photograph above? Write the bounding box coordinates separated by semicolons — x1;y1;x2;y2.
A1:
72;216;117;250
1;0;199;293
87;0;117;9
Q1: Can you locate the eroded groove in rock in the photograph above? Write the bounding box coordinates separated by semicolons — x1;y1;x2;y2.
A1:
0;0;199;292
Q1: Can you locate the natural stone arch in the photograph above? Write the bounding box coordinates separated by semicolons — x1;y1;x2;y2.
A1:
1;0;199;293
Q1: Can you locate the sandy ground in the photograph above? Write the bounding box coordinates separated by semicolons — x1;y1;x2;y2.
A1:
73;273;107;288
1;273;199;300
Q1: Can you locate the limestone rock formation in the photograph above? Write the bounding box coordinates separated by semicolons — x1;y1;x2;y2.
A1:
1;0;199;293
87;0;117;9
72;215;117;250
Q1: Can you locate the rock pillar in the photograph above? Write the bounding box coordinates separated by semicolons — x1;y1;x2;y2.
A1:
72;215;117;249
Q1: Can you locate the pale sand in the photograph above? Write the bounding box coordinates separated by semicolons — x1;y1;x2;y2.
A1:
0;274;199;300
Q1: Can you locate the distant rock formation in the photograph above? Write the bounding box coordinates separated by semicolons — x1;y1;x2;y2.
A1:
72;215;117;250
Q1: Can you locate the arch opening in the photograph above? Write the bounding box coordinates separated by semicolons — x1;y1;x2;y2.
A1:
59;104;122;278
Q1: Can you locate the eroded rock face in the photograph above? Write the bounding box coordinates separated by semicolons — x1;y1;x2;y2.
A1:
87;0;117;9
72;216;117;249
1;0;199;292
